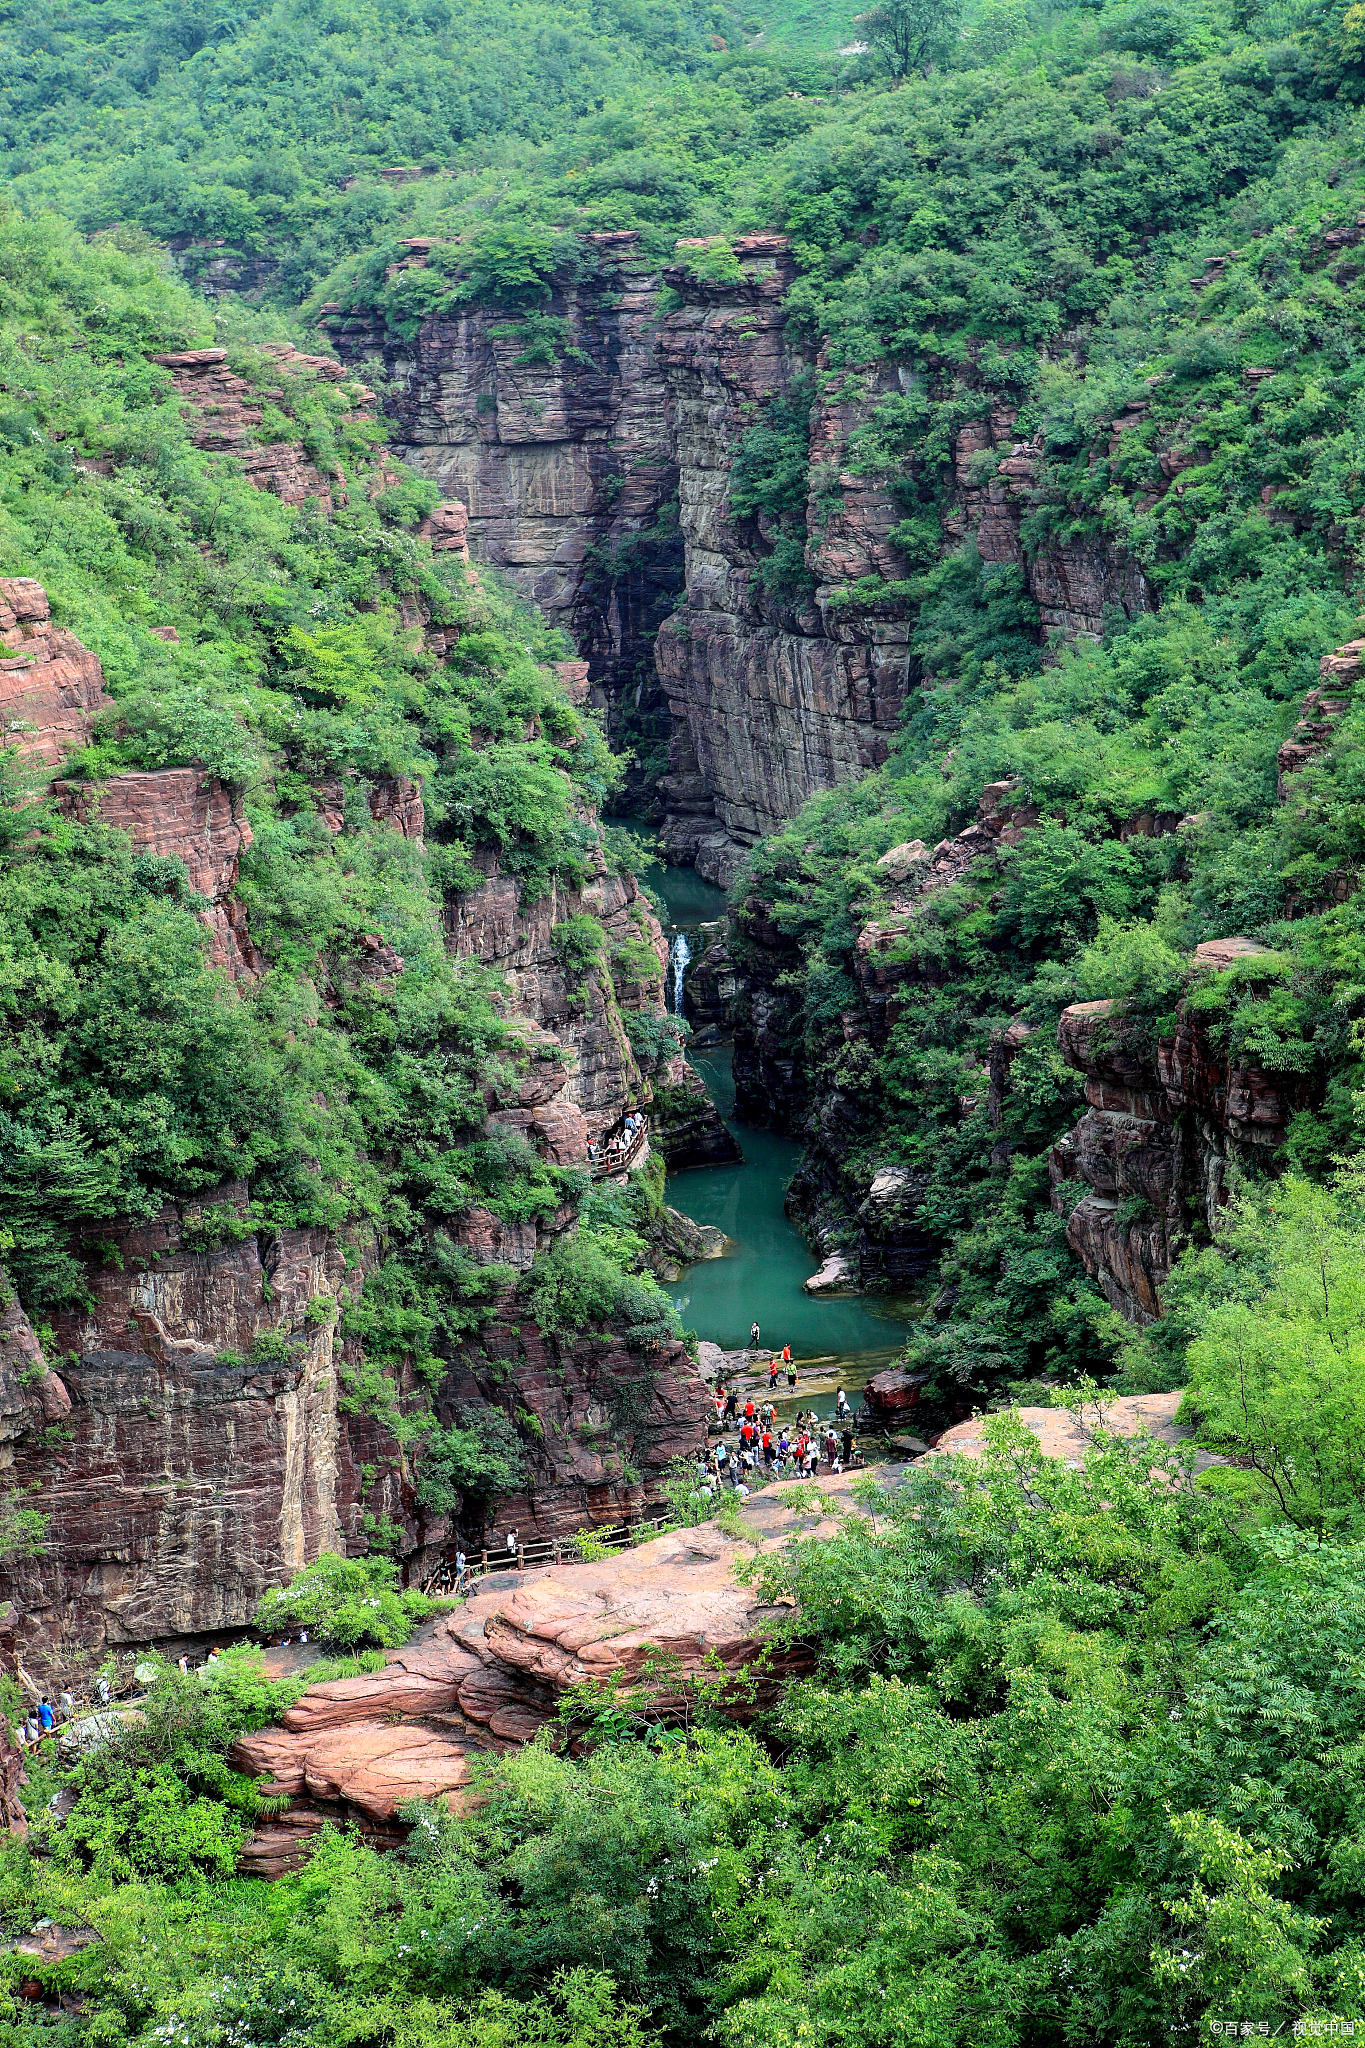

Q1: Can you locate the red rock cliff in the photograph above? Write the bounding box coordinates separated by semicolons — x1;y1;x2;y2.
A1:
1047;940;1310;1322
1;590;712;1667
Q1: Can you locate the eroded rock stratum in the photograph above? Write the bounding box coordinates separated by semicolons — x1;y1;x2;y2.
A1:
0;492;712;1668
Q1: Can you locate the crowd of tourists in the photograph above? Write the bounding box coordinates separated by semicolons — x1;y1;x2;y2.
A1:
587;1110;645;1170
704;1340;862;1495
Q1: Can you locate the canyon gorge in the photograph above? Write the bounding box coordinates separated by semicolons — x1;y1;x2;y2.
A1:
6;4;1365;2035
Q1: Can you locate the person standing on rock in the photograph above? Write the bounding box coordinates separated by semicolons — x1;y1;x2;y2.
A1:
837;1388;851;1421
455;1550;467;1593
60;1687;74;1722
725;1387;738;1421
841;1428;854;1466
786;1361;797;1390
768;1358;779;1389
782;1346;791;1366
506;1531;518;1563
750;1322;760;1351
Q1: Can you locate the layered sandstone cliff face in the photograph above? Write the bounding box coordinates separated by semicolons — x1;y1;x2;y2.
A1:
1;584;711;1668
5;1191;358;1663
324;238;683;796
1047;940;1308;1322
150;345;380;510
0;578;112;767
327;239;921;874
653;238;912;884
327;236;1169;886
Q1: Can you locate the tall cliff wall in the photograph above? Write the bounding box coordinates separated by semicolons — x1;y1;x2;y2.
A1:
329;234;1165;884
0;541;710;1670
328;237;921;874
325;238;683;802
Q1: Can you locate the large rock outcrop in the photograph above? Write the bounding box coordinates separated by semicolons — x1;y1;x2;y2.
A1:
230;1383;1210;1876
1047;941;1309;1321
929;1390;1220;1467
231;1471;864;1872
0;578;112;766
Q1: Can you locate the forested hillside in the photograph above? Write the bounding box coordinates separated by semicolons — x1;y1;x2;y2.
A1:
7;0;1365;2042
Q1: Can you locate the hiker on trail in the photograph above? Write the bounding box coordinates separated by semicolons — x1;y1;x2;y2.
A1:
786;1362;797;1389
506;1530;518;1561
782;1346;791;1366
177;1656;189;1676
96;1675;110;1706
842;1428;854;1465
744;1398;756;1423
769;1358;779;1388
826;1428;839;1468
455;1551;467;1592
60;1688;74;1721
24;1712;39;1746
38;1698;53;1733
725;1387;738;1421
750;1321;760;1349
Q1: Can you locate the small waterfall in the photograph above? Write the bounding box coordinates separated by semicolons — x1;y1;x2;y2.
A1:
670;931;691;1017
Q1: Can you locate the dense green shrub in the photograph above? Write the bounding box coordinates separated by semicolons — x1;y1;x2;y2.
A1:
254;1551;440;1649
416;1405;528;1510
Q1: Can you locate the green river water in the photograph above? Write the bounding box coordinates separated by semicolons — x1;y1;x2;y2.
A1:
618;827;916;1379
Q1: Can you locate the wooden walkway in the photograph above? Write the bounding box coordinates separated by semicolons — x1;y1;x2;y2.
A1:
421;1511;676;1594
588;1123;648;1179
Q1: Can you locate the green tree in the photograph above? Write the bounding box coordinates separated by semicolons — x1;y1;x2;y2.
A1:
1184;1171;1365;1538
853;0;963;75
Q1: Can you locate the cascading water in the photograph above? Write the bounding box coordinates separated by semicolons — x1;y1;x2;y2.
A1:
670;930;691;1016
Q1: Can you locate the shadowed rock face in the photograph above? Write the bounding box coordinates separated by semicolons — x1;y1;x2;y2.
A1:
1047;949;1310;1323
324;243;684;806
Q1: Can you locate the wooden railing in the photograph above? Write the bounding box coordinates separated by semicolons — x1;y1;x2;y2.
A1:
420;1512;676;1594
588;1123;649;1179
